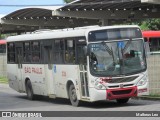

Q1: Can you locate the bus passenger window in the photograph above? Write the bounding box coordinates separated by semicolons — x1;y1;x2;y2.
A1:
24;53;31;62
53;40;64;64
8;43;15;52
32;53;40;62
8;53;15;62
32;42;40;51
31;41;40;63
23;42;31;63
24;42;30;51
7;43;15;63
65;40;75;64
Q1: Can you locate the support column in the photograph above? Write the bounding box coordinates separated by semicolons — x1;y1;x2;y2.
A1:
101;19;109;26
0;31;1;39
0;24;2;39
39;26;45;29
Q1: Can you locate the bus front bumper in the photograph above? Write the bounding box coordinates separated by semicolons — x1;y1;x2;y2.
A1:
106;86;137;100
89;85;148;102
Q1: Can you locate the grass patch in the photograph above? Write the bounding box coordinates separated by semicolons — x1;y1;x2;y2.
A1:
149;94;160;98
0;77;8;84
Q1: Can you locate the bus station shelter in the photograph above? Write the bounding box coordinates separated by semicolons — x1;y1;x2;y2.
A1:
0;0;160;34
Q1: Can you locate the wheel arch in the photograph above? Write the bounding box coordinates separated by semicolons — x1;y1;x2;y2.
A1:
66;80;75;99
66;79;81;99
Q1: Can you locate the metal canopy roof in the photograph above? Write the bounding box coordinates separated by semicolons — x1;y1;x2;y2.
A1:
58;0;159;11
1;6;99;32
3;6;60;19
0;0;160;34
59;0;144;10
53;0;160;24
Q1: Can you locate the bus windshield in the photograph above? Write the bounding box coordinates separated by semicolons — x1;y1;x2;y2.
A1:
88;39;146;77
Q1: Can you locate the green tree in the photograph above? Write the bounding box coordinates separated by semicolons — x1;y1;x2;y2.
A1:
136;19;160;30
147;19;160;30
63;0;74;3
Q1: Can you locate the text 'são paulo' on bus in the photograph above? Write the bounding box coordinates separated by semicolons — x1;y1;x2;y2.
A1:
6;25;149;106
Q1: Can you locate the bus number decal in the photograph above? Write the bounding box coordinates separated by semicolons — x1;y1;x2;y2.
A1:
24;67;42;74
62;71;66;77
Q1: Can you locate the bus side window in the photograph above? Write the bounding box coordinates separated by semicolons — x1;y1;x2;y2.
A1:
31;41;40;63
53;40;64;64
23;42;31;63
76;38;87;64
65;40;75;64
7;43;15;63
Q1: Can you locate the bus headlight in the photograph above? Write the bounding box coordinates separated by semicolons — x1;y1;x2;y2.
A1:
137;75;147;86
93;79;106;90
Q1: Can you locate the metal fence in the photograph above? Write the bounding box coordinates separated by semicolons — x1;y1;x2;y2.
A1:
0;53;7;77
147;53;160;95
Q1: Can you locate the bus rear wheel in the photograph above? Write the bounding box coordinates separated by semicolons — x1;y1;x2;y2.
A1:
26;80;35;100
69;84;80;107
116;98;129;104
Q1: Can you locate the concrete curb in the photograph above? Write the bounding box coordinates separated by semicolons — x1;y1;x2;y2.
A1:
133;96;160;101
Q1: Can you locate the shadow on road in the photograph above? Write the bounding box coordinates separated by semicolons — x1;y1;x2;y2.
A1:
15;94;154;109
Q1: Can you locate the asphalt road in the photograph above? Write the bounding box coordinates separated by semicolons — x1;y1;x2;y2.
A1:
0;84;160;120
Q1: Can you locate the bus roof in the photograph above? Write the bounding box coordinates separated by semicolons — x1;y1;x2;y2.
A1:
6;25;140;42
142;31;160;38
0;40;6;45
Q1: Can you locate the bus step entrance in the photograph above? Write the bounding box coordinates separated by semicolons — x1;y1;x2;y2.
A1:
79;65;89;97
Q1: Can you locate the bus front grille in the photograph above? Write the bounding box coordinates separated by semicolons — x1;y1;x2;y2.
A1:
111;89;132;95
108;76;138;83
108;84;134;88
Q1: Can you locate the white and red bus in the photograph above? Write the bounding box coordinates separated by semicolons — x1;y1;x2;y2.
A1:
0;40;6;53
7;25;149;106
143;31;160;51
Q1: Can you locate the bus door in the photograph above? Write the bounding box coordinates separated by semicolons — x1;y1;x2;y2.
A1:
15;45;23;92
77;39;89;98
44;42;55;95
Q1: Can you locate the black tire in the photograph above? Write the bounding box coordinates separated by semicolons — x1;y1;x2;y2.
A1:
116;98;129;104
26;80;35;100
68;84;80;107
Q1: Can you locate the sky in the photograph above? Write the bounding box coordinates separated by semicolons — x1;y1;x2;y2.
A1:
0;0;64;15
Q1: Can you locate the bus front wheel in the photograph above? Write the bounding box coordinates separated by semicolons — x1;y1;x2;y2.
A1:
116;98;129;104
26;80;35;100
69;84;80;107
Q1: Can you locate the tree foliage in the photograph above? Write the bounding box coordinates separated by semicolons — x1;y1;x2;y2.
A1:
137;19;160;30
147;19;160;30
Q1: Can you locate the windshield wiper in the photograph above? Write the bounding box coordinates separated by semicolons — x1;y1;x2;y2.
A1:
101;42;115;64
122;39;132;54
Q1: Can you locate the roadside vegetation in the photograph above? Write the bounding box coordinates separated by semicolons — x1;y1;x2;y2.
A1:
149;94;160;98
0;77;8;84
